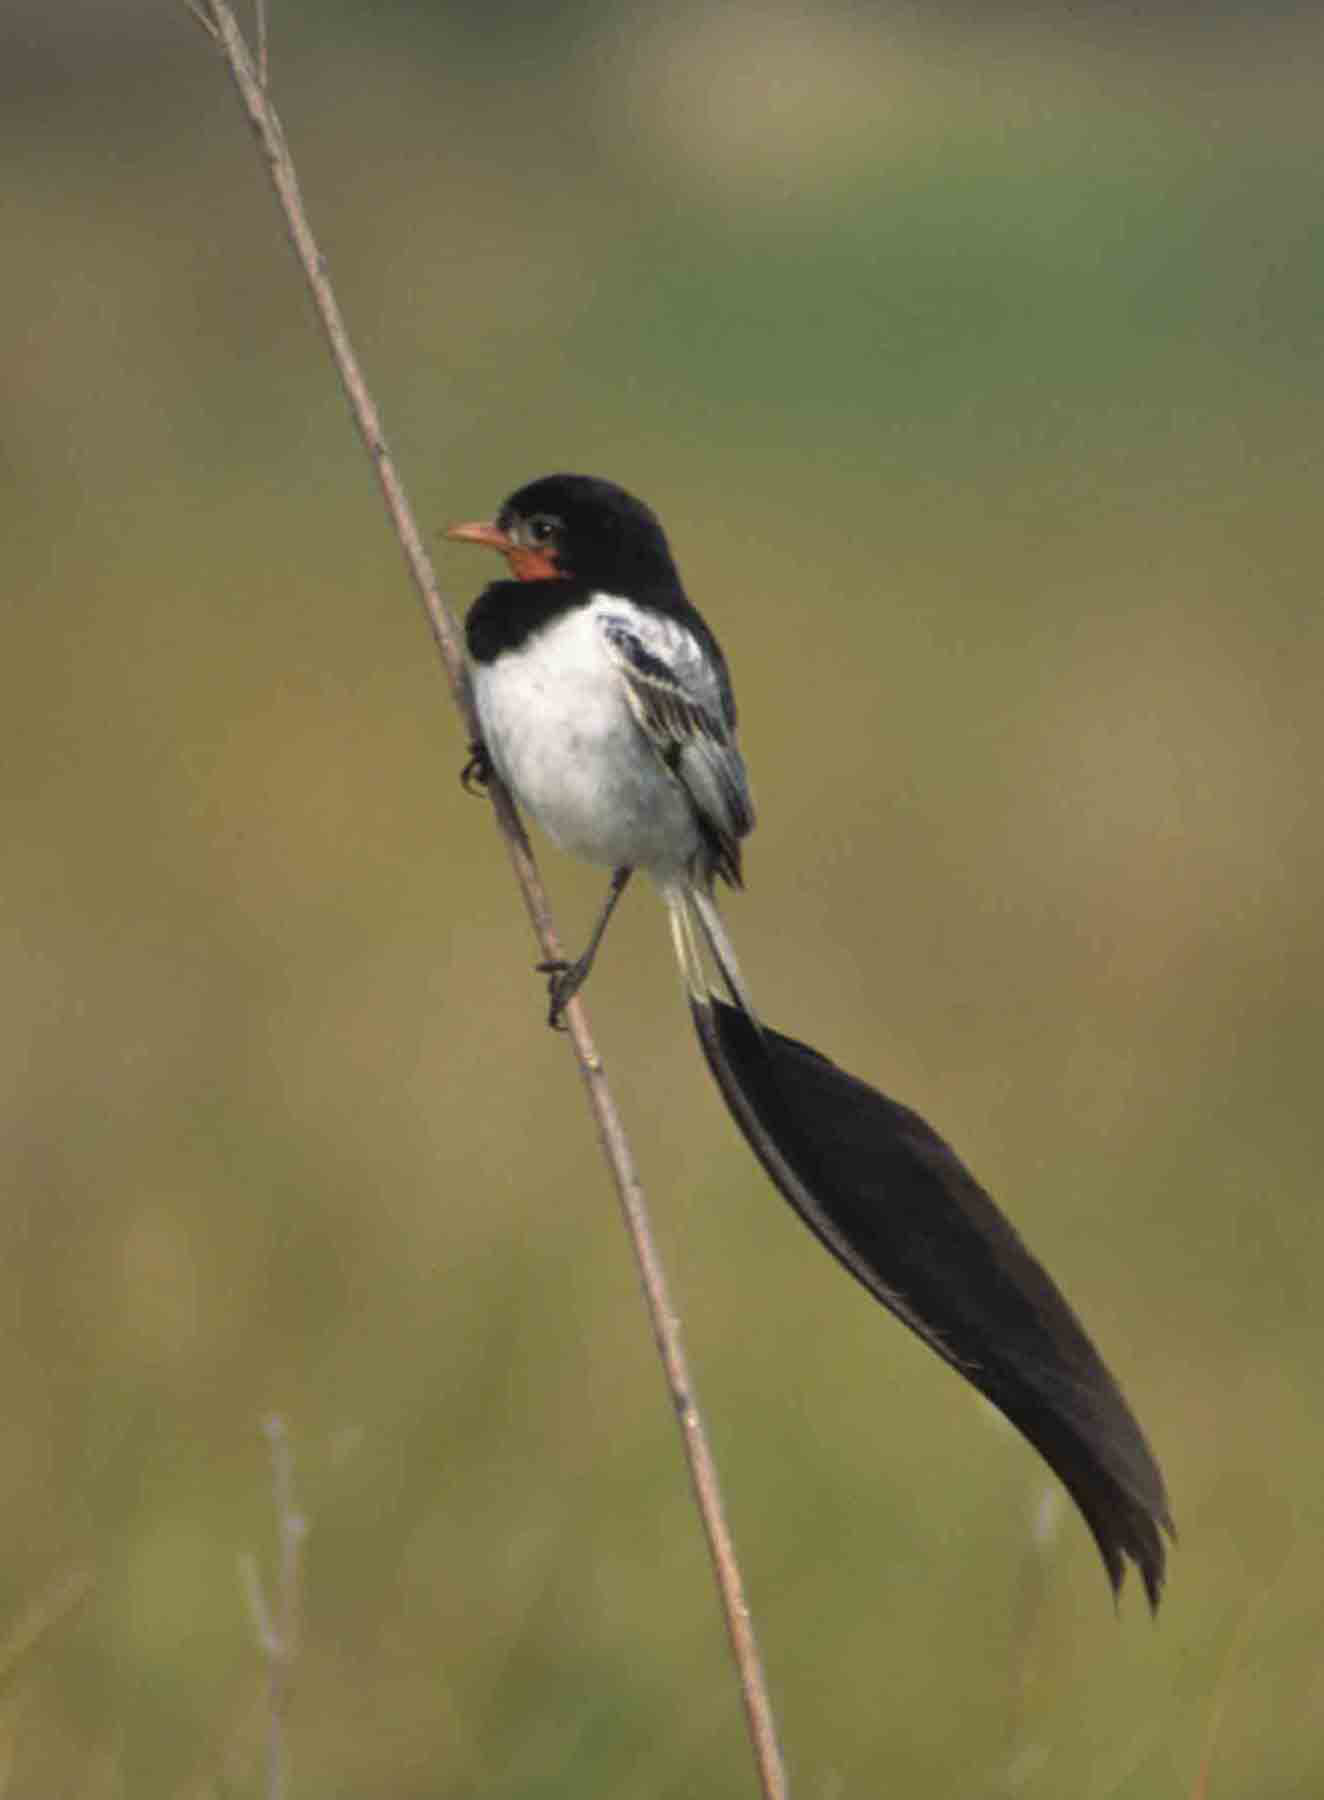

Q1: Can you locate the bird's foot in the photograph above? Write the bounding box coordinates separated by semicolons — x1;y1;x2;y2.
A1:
460;740;493;795
536;955;593;1031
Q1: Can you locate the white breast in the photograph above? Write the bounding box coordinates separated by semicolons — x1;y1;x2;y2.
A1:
472;595;703;880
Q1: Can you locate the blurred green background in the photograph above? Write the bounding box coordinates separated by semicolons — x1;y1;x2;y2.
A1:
4;2;1322;1793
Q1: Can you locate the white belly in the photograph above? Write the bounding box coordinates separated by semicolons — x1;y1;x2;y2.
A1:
472;600;702;879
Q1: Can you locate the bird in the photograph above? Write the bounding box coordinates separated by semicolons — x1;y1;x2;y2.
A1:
447;472;1173;1607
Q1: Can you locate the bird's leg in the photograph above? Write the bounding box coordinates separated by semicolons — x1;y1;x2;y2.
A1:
539;866;634;1029
460;739;493;795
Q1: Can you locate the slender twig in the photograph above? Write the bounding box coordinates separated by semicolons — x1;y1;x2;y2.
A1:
184;1;218;41
190;7;787;1794
239;1416;307;1800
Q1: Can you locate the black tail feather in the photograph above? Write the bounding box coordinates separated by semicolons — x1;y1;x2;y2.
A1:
691;995;1173;1607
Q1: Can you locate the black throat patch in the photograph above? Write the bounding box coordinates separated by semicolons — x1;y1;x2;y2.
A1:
464;578;589;664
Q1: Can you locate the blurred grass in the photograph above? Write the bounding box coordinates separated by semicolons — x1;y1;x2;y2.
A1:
2;3;1323;1794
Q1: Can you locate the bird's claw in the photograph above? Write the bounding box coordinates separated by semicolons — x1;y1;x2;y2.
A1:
460;740;493;795
536;956;589;1031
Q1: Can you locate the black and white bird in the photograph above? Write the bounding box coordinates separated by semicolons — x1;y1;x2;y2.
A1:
449;473;1173;1607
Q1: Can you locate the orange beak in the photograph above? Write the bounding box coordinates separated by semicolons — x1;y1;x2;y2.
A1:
445;518;560;582
445;519;512;553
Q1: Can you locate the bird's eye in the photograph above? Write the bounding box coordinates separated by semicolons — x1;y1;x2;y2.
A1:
526;514;560;546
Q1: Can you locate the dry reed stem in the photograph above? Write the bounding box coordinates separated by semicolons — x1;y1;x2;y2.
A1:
192;6;787;1794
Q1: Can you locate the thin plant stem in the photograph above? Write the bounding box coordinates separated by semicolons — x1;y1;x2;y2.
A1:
239;1416;307;1800
191;7;788;1794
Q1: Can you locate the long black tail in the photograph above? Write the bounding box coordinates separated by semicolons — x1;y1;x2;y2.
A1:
690;993;1173;1608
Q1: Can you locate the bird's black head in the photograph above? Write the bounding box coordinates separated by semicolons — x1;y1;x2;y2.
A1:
449;474;681;599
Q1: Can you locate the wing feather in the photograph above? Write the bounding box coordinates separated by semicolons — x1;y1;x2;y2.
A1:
600;612;754;886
